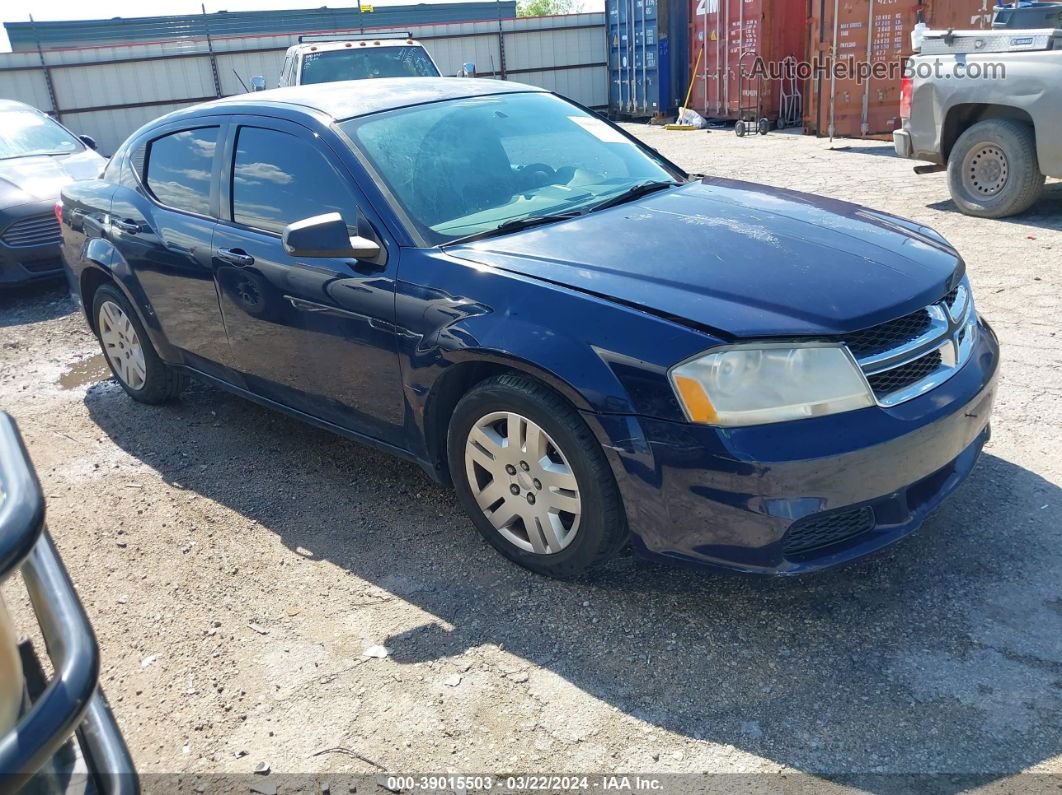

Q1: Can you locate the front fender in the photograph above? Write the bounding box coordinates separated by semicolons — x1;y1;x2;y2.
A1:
395;249;720;461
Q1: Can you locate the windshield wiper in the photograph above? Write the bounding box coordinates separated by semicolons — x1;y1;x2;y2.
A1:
0;151;72;161
587;180;679;213
444;210;584;246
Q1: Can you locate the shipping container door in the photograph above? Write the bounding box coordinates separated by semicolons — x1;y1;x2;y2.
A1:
805;0;991;138
689;0;801;122
609;0;662;116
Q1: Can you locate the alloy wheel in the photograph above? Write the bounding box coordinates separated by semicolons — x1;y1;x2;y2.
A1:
463;411;582;555
98;300;147;390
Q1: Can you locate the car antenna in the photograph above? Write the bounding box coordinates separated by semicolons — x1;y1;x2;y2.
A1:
232;69;249;93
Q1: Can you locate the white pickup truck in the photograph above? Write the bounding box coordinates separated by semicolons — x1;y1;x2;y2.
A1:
276;34;441;87
894;26;1062;217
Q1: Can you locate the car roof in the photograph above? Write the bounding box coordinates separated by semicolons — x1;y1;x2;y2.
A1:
182;77;544;123
291;38;426;52
0;98;39;113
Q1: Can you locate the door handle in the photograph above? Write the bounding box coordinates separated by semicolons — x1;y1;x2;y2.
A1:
217;248;255;267
112;218;142;234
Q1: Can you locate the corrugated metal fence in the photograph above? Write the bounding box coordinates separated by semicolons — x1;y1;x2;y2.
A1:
4;3;517;50
0;13;606;155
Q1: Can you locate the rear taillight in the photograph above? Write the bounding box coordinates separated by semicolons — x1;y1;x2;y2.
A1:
54;199;63;226
899;76;913;121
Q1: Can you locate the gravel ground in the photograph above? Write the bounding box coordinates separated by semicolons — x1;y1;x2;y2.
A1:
1;128;1060;788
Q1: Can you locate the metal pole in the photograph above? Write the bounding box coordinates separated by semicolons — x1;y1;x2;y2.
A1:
628;0;635;112
702;0;709;114
497;0;507;80
639;0;646;115
860;0;875;136
828;0;840;140
723;0;729;114
706;0;713;115
738;0;744;116
201;4;223;98
29;15;62;123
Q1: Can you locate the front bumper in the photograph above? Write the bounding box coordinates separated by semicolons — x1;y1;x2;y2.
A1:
0;201;65;287
0;414;138;793
595;319;1000;575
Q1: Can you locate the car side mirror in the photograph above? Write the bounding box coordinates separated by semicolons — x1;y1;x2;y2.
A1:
457;62;476;77
79;135;97;151
250;76;266;92
282;213;380;260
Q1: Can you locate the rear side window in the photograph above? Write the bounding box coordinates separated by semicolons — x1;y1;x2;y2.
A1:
231;126;357;234
145;127;218;215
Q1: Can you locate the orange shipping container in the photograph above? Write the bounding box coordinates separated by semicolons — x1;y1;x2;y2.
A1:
688;0;807;123
804;0;994;138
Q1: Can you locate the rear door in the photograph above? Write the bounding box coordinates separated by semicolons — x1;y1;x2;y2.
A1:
211;117;404;445
107;122;232;374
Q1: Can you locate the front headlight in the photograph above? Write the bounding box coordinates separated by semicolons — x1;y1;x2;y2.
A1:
669;343;875;426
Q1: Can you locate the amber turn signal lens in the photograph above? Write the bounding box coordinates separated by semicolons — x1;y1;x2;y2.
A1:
672;375;718;424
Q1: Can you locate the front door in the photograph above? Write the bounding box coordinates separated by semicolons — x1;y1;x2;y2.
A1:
211;120;404;446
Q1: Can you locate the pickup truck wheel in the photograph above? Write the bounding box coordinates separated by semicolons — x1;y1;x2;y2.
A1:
948;119;1044;218
448;374;629;578
92;284;185;404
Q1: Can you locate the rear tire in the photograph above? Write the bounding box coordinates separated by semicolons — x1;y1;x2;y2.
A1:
447;374;628;578
947;119;1044;218
92;283;185;404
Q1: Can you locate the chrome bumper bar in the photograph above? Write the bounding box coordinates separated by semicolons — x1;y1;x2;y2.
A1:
0;413;138;793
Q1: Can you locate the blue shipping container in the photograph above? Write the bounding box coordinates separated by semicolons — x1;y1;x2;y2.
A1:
607;0;688;118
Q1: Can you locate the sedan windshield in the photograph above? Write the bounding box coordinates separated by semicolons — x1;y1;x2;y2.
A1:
300;46;440;84
0;109;82;160
340;92;680;245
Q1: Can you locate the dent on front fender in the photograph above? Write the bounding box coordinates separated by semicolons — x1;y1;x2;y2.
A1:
395;250;717;417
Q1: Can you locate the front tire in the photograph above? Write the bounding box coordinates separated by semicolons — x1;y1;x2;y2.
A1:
447;375;628;578
947;119;1044;218
92;283;185;404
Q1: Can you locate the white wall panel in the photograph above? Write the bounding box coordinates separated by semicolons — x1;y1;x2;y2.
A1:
0;12;608;154
0;69;55;112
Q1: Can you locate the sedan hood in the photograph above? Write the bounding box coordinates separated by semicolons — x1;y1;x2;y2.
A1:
0;149;106;209
447;178;962;338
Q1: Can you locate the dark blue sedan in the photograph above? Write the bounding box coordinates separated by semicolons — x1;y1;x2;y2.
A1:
58;78;998;578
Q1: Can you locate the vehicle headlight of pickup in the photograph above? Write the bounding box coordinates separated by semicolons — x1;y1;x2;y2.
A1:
669;342;875;426
0;596;23;735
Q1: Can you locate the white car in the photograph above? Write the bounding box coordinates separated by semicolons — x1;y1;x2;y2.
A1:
277;36;441;87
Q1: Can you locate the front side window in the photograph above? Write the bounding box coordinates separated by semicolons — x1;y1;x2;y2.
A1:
231;126;358;234
0;109;82;160
299;46;439;84
341;92;677;245
145;127;218;215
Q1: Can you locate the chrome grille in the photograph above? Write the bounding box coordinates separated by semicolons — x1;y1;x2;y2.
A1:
866;350;943;396
844;278;977;406
845;308;933;359
1;214;62;248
